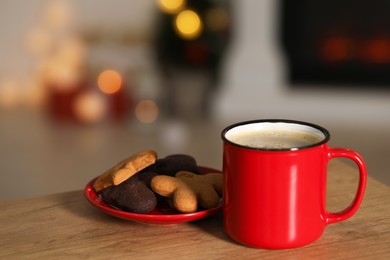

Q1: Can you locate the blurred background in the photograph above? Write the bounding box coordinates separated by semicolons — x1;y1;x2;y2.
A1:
1;0;389;201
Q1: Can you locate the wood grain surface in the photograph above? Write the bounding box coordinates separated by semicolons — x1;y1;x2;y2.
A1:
1;160;389;259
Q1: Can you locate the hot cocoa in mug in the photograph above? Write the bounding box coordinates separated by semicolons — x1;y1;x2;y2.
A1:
225;122;324;149
221;119;367;249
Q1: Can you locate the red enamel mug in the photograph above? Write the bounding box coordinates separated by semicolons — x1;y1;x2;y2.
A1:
221;119;367;249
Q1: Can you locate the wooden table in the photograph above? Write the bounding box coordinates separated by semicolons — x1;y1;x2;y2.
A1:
1;160;389;259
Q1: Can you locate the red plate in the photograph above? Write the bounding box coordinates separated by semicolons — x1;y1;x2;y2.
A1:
84;166;222;224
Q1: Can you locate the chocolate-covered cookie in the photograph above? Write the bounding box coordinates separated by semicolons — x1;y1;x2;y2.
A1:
99;171;157;213
147;154;200;176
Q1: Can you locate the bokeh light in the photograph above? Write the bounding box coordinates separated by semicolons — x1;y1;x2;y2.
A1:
97;70;123;95
174;9;202;40
362;38;390;64
55;37;87;69
134;99;159;123
73;91;107;124
26;28;53;57
0;79;20;109
157;0;185;14
322;37;352;62
43;0;73;30
45;60;80;90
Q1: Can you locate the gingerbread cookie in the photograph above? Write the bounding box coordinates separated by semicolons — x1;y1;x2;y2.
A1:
93;150;157;192
151;171;223;213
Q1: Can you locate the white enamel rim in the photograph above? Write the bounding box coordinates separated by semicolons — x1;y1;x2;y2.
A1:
221;119;330;151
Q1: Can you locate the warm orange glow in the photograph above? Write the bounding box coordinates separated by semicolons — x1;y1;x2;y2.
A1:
174;9;202;40
97;70;122;95
45;60;81;90
26;28;52;56
0;79;20;109
73;91;106;124
135;99;159;123
361;38;390;64
157;0;185;14
43;0;73;30
322;37;351;62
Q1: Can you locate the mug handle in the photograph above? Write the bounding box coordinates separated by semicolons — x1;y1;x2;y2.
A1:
325;148;367;224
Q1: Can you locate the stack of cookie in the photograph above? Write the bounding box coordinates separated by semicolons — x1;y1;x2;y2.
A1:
92;150;223;214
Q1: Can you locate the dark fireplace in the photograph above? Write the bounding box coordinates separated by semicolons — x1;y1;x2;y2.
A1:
279;0;390;88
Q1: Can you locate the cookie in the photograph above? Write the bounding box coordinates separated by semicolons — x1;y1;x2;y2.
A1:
93;150;157;192
151;171;223;213
146;154;200;176
99;171;158;213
